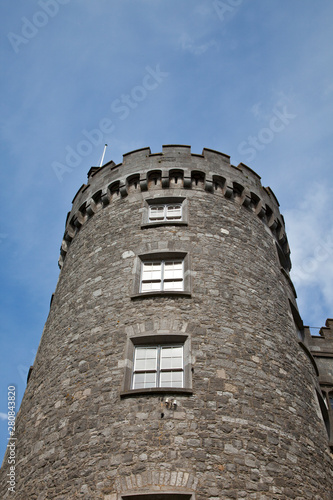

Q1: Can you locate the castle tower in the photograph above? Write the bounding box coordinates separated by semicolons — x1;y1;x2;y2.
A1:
1;145;333;499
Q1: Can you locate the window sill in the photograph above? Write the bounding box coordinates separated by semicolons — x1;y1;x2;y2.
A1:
131;291;192;300
141;221;188;229
120;387;193;398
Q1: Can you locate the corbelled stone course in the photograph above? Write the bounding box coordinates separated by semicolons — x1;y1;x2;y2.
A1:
1;145;332;499
59;145;290;271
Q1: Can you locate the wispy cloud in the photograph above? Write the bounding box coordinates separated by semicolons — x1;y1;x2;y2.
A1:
0;413;8;421
286;183;333;325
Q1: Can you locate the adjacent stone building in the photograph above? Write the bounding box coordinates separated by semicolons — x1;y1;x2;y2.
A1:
1;145;333;499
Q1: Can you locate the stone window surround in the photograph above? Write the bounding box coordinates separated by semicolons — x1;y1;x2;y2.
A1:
120;333;193;397
131;251;192;299
141;196;188;229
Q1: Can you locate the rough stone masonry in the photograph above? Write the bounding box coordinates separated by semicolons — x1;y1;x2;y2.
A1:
1;145;332;499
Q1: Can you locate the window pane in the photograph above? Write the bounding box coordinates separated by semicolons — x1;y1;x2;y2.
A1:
149;205;165;220
150;206;164;214
144;372;157;387
134;347;157;371
142;262;162;280
161;346;183;369
133;373;145;388
160;370;183;388
145;358;156;370
171;346;183;358
141;281;161;292
161;346;183;357
173;261;183;269
135;358;156;370
163;280;183;291
166;204;182;220
133;372;157;389
160;371;171;386
146;348;158;358
164;261;183;279
135;347;150;359
161;357;171;369
171;371;183;387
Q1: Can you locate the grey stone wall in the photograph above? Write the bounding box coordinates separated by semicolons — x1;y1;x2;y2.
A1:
306;319;333;448
1;146;332;499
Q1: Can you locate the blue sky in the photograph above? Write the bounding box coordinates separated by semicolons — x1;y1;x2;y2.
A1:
1;0;333;461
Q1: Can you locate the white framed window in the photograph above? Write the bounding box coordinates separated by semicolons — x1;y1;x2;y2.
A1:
141;197;188;228
132;345;184;390
148;203;182;222
140;260;184;292
121;333;192;396
131;251;191;299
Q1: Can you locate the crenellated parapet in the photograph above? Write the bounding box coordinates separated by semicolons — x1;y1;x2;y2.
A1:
59;145;291;269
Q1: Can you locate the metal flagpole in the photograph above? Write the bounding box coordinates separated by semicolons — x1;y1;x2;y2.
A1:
99;144;108;167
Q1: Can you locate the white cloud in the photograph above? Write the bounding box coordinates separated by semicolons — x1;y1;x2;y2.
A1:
0;413;8;421
286;183;333;325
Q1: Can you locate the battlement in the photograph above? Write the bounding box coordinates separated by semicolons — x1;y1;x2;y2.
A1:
306;319;333;378
59;145;290;270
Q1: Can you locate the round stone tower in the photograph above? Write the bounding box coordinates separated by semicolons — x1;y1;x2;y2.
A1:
1;145;332;499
